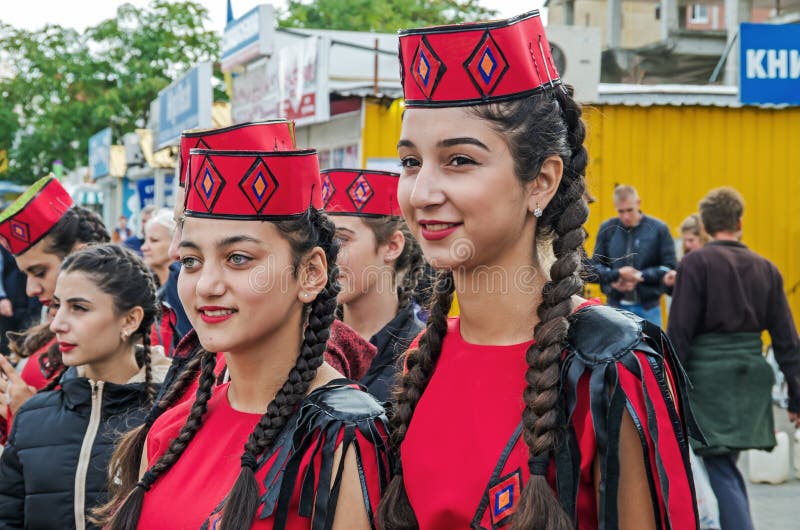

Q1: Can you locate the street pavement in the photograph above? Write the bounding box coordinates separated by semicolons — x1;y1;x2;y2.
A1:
743;408;799;530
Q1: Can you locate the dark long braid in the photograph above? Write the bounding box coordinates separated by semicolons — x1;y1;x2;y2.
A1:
395;223;425;311
93;353;205;525
139;332;156;403
511;88;588;530
103;208;341;530
378;86;589;530
220;208;340;529
100;349;217;530
378;271;454;529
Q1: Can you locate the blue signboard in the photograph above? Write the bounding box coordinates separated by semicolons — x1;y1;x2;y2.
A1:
156;62;212;149
137;178;155;209
88;128;111;178
136;176;174;209
740;23;800;105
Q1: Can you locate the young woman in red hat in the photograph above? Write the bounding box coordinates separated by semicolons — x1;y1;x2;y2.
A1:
100;146;388;530
0;176;110;442
323;169;425;402
379;11;700;530
127;121;376;414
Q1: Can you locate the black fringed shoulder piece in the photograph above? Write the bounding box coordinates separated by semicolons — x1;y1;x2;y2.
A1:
200;379;390;530
470;305;703;530
558;304;703;529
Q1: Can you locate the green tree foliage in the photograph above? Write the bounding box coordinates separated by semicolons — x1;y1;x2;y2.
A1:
279;0;496;33
0;1;221;183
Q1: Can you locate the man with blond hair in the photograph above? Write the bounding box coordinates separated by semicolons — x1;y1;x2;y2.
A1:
591;185;675;326
668;187;800;530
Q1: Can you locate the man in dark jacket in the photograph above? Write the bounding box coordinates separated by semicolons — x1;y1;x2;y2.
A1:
668;187;800;530
591;185;675;326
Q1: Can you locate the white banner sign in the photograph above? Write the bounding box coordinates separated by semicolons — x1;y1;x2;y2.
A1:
233;37;331;127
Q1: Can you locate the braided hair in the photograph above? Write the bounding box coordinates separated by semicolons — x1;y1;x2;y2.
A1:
9;206;110;372
103;207;341;530
92;353;205;524
378;85;589;530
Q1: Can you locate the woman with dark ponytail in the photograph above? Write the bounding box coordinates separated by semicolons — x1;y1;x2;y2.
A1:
0;176;110;443
99;145;389;529
0;244;168;529
324;169;425;402
378;11;700;530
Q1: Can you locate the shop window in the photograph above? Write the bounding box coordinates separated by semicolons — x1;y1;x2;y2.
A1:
690;4;709;23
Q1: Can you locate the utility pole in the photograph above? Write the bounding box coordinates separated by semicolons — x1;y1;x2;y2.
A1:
607;0;622;48
724;0;753;86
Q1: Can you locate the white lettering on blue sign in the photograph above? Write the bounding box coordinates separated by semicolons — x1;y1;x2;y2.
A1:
746;49;800;79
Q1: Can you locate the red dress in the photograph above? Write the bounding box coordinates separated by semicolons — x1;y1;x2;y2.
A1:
139;380;389;529
402;302;698;530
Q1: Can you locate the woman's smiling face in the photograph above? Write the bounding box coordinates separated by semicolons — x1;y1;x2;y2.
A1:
177;217;308;355
397;106;538;272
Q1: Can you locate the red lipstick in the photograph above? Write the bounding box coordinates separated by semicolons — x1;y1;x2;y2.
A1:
198;306;236;324
418;220;462;241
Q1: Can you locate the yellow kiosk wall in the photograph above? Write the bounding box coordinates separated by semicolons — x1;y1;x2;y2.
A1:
362;99;800;330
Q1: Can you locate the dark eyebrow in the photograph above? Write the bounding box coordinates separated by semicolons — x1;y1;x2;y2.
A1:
437;137;490;151
335;227;356;236
178;240;199;250
66;297;93;305
397;137;490;152
397;139;415;150
217;235;262;247
179;235;262;251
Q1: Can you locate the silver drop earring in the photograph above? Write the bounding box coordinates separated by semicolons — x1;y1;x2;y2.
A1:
534;203;543;218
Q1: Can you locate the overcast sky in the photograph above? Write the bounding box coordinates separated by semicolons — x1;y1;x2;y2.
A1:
3;0;547;32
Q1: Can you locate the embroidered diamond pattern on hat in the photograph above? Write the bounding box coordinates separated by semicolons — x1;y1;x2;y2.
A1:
487;469;521;527
321;173;336;207
192;156;225;213
346;173;374;212
10;220;30;242
464;31;510;98
239;158;279;215
410;36;446;100
184;139;211;184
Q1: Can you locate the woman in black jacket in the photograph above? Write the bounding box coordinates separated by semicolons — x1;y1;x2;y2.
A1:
0;244;170;530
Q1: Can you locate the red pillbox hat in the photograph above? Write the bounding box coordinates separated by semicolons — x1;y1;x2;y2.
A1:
321;169;401;217
399;10;561;108
185;149;322;219
0;176;74;255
